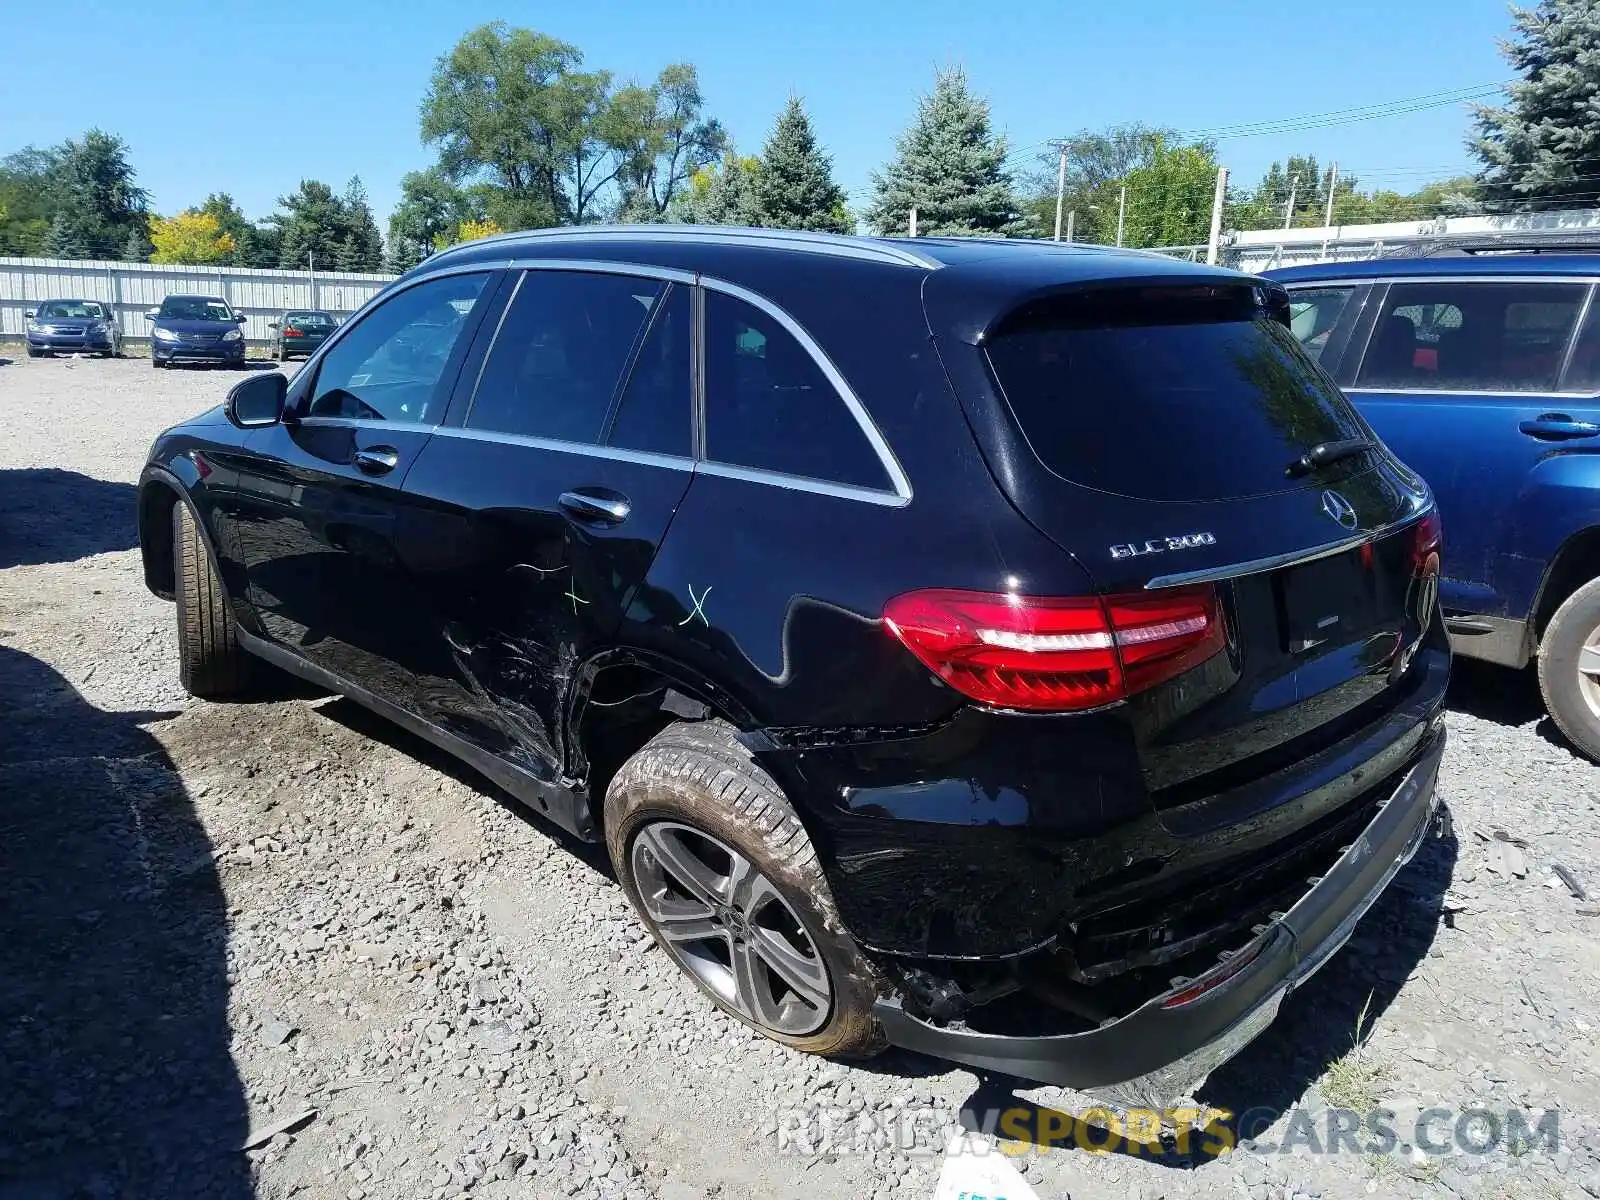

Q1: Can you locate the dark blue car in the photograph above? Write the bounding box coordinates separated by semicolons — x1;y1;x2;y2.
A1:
147;294;247;369
25;298;121;357
1268;252;1600;757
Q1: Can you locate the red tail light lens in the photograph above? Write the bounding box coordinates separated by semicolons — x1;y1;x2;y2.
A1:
883;585;1226;712
283;326;305;337
1410;509;1442;575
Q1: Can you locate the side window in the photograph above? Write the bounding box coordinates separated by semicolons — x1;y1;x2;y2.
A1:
1563;295;1600;393
605;284;691;457
1356;281;1586;392
308;272;488;422
468;270;661;444
702;290;890;490
1286;287;1354;362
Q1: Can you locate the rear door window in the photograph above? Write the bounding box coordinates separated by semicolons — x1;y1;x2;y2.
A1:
702;290;891;491
984;284;1368;502
1356;280;1588;392
1563;296;1600;393
1286;286;1355;362
467;270;661;444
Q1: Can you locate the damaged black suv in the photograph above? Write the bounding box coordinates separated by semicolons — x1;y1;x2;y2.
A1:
138;226;1448;1104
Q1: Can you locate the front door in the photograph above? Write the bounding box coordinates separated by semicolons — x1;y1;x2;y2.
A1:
1334;277;1600;620
393;267;696;780
227;269;499;707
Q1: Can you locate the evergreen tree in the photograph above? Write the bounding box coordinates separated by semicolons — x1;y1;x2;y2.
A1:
670;153;764;226
336;176;385;272
49;130;149;258
866;68;1029;238
271;180;347;270
756;98;850;233
1473;0;1600;209
45;212;89;259
121;225;153;263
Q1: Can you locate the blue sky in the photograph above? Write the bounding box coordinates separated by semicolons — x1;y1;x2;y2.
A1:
2;0;1515;228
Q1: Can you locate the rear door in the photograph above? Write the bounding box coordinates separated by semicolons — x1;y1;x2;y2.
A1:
392;266;696;780
226;269;498;707
1333;277;1597;619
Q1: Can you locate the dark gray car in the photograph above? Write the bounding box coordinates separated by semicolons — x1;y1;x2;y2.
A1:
267;309;338;361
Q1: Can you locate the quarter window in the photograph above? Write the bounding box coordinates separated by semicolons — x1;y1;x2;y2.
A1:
468;270;662;444
1564;296;1600;393
702;290;890;491
605;284;692;457
1286;287;1354;362
307;272;488;423
1356;281;1588;392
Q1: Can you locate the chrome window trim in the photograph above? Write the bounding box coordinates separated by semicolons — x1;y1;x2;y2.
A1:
1344;385;1600;399
1145;499;1431;590
501;257;697;286
428;424;695;472
698;277;914;504
1283;274;1600;289
695;460;911;508
293;416;441;436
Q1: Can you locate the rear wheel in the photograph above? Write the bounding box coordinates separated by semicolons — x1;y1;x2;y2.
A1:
26;346;41;358
1538;576;1600;761
172;500;252;699
605;719;884;1058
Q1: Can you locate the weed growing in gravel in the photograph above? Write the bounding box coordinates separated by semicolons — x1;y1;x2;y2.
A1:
1320;990;1386;1113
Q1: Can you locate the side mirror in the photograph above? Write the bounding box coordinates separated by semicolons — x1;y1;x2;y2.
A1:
225;372;287;429
24;309;35;318
267;321;279;330
144;309;157;321
235;314;248;324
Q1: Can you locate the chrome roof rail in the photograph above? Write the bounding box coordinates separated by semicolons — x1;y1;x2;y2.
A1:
435;224;943;270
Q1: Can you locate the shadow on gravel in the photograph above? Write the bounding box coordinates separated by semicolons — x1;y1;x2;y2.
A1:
1447;658;1543;726
965;826;1459;1168
0;644;250;1197
0;468;138;569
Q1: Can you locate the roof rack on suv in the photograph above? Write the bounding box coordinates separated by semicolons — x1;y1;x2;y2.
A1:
435;224;944;271
1380;230;1600;259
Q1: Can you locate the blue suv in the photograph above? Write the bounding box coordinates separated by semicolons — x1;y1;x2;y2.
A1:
1268;251;1600;757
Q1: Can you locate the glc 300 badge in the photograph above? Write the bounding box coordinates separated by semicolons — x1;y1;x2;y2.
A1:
1109;531;1217;560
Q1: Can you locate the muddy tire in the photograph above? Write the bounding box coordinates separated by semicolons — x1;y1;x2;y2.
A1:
172;500;252;699
1538;576;1600;762
605;719;885;1059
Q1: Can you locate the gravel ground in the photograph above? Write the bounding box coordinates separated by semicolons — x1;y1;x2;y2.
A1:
2;352;1600;1200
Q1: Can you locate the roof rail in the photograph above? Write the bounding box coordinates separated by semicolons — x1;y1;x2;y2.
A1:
1381;230;1600;259
434;223;942;270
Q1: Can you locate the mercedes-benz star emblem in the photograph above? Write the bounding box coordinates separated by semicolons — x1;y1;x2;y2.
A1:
1321;489;1358;531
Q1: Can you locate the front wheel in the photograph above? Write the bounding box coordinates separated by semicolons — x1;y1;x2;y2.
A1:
26;346;42;358
605;719;884;1058
1538;576;1600;761
172;500;252;698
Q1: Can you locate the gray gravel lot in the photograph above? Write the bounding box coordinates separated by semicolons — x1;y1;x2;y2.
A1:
2;353;1599;1200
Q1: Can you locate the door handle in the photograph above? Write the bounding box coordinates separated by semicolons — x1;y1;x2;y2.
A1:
1518;414;1600;441
353;446;400;475
559;489;631;525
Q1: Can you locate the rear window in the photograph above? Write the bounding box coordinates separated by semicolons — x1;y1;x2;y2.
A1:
287;312;334;327
985;285;1367;502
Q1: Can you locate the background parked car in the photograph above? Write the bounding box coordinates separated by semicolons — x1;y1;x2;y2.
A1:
25;299;121;358
1268;249;1600;757
146;295;247;369
267;309;337;361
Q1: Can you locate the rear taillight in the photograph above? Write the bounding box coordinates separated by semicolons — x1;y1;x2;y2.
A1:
1410;509;1442;575
283;326;305;337
883;585;1226;712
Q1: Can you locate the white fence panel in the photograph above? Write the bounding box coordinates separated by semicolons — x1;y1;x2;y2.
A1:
0;256;398;345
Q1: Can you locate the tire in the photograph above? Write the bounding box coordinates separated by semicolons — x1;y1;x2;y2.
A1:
605;719;885;1060
172;500;252;699
26;346;41;358
1538;575;1600;761
151;356;163;369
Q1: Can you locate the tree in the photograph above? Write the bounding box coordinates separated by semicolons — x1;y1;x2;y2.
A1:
669;153;764;225
48;130;149;259
611;64;728;219
195;193;276;266
270;179;347;269
1117;136;1220;248
866;68;1029;238
44;212;89;259
1472;0;1600;209
0;146;59;256
121;225;153;263
336;176;385;272
1022;123;1171;243
756;98;850;233
388;168;478;270
446;217;504;246
149;210;237;264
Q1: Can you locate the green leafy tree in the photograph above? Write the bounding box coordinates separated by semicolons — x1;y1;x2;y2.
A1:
270;179;348;269
194;192;275;266
866;68;1029;238
1118;136;1219;248
388;168;479;270
48;130;149;259
336;176;385;271
0;147;59;256
1473;0;1600;209
756;98;850;232
611;63;728;219
670;153;764;225
1022;123;1171;243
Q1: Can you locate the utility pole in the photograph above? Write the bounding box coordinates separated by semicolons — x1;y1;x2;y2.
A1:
1205;165;1229;266
1320;162;1339;259
308;250;317;309
1052;143;1068;242
1283;175;1299;230
908;207;918;238
1116;186;1127;247
1065;210;1076;243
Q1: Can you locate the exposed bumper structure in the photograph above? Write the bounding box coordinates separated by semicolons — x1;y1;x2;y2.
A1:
874;727;1445;1106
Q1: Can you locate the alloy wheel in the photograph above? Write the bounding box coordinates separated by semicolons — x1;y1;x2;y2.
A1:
1577;624;1600;722
630;820;832;1036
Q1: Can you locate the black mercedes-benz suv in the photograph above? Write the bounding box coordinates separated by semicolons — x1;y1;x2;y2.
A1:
137;226;1448;1105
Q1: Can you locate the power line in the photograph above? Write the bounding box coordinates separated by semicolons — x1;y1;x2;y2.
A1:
1178;82;1508;141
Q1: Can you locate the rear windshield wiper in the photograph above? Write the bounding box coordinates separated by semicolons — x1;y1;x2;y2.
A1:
1284;437;1375;479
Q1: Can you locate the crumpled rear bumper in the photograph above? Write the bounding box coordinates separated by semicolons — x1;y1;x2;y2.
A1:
873;725;1445;1106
